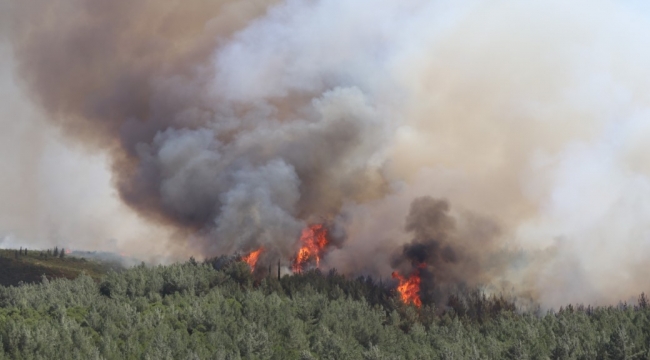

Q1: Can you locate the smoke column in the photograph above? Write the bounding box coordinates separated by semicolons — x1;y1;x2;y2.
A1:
3;0;650;307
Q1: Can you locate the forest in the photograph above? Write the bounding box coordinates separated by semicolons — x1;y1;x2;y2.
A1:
0;254;648;359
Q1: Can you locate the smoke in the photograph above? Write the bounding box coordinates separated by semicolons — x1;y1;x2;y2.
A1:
0;43;174;259
3;0;650;306
389;197;503;304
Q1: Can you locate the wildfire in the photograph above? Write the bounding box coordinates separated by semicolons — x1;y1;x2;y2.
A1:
242;247;264;271
392;269;422;307
292;224;329;272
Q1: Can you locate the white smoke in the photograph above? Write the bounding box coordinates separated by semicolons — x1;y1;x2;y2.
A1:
213;0;650;306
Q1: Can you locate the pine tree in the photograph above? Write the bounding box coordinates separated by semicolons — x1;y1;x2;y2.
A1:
60;248;65;258
54;247;59;257
606;327;631;360
639;293;648;310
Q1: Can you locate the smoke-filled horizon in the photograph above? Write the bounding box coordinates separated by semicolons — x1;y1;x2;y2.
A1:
2;0;650;307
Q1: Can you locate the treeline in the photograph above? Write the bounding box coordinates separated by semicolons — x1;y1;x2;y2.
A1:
12;246;67;259
0;259;649;359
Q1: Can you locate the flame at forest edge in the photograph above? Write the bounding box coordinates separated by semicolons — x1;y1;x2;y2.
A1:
242;248;264;271
292;224;329;272
391;269;423;307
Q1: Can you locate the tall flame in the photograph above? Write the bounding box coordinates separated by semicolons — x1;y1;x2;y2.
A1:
242;247;264;271
292;224;329;272
392;270;422;307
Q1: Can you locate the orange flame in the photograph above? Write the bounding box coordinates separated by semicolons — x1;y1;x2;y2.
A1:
392;270;422;307
292;224;329;272
242;247;264;271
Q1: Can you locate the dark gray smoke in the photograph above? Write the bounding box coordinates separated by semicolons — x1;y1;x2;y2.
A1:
392;197;504;304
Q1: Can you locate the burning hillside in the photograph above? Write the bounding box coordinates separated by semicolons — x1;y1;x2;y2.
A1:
6;0;650;308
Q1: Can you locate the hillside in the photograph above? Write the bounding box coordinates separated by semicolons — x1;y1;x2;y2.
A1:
0;249;122;287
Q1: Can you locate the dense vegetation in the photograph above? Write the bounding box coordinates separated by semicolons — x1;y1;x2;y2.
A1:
0;255;649;359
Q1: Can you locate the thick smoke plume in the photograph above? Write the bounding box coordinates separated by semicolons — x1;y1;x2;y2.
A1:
3;0;650;307
1;0;388;265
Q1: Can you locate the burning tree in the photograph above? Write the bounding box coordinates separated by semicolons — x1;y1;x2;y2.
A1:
242;248;264;271
292;224;329;273
392;268;423;307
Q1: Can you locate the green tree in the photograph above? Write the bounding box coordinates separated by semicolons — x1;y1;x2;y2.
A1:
639;293;648;310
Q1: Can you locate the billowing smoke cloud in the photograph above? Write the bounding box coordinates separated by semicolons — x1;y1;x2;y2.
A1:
3;0;650;307
0;0;389;264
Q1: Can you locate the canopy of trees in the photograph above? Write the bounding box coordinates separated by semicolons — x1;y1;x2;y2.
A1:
0;258;649;359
